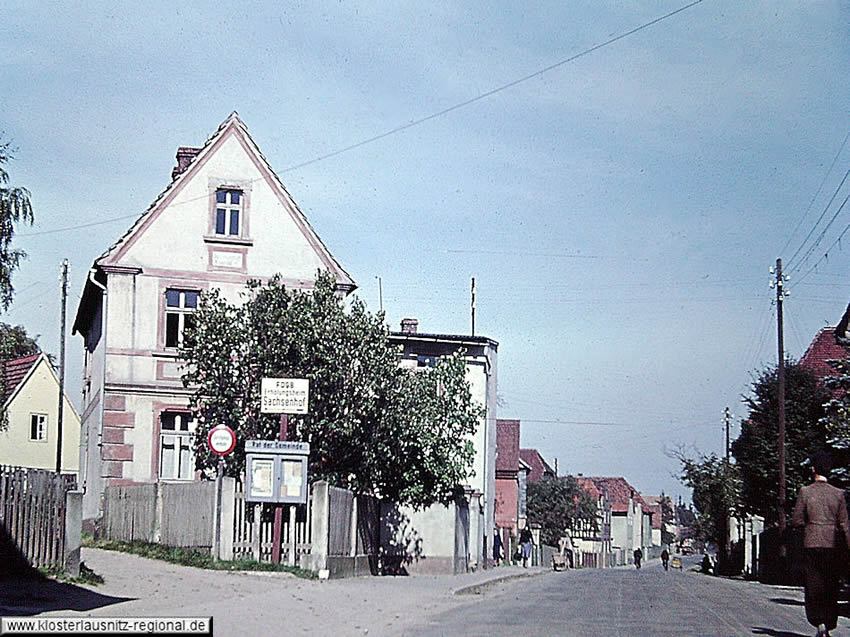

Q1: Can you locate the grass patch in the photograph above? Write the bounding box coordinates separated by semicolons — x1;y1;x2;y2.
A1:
39;561;105;586
83;536;316;579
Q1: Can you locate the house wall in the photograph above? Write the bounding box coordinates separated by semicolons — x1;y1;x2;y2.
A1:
75;117;354;523
495;475;518;531
381;501;459;575
0;358;81;475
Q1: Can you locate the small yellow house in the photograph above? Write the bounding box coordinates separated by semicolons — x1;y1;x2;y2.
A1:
0;353;81;476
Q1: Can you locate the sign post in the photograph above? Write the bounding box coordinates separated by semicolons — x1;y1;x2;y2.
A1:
259;378;310;563
207;425;236;560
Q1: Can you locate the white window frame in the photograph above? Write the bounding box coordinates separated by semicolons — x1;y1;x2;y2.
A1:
29;413;47;442
164;289;199;349
159;412;195;481
214;188;243;237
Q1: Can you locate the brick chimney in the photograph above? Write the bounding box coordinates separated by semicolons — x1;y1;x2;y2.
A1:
172;147;201;180
400;318;418;334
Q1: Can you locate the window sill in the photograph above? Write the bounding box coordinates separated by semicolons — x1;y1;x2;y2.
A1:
152;350;180;359
203;235;253;247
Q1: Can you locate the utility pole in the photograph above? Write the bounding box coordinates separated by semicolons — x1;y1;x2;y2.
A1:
471;277;476;336
55;259;68;474
771;258;789;547
725;407;731;461
376;276;383;313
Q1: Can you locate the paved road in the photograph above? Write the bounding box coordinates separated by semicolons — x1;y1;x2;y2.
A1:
1;550;840;636
408;558;827;637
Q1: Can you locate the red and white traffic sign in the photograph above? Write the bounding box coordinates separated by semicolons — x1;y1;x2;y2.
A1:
207;425;236;456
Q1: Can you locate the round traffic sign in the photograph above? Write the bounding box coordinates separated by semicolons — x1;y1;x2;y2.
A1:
207;425;236;456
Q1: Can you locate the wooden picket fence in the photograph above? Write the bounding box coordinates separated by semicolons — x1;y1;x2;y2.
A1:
231;478;312;566
0;466;77;571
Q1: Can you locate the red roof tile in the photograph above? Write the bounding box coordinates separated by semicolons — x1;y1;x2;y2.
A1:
800;327;850;380
496;420;520;473
519;449;555;483
2;354;41;401
587;477;645;514
577;477;600;500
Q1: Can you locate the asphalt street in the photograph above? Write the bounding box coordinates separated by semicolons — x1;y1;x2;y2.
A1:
1;550;839;636
408;557;830;637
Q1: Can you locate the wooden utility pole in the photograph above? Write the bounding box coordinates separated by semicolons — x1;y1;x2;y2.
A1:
774;258;787;544
725;407;731;461
55;259;68;474
471;277;476;336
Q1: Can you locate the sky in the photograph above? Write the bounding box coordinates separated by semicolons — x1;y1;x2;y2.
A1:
1;1;848;503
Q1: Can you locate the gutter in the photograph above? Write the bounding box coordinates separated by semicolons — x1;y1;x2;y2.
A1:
87;268;108;495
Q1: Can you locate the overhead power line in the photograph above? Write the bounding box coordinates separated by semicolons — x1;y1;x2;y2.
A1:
780;130;850;260
280;0;706;173
16;0;706;240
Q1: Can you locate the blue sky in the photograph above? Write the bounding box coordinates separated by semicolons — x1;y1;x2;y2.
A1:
1;1;848;501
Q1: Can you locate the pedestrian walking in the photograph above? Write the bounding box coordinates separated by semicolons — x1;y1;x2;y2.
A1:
792;450;850;637
519;526;534;568
661;548;669;571
492;528;503;566
633;547;642;569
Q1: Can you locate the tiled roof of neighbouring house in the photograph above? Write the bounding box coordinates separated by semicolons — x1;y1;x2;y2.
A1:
587;477;646;514
2;354;41;402
496;420;520;473
519;448;555;483
577;477;600;500
800;327;850;381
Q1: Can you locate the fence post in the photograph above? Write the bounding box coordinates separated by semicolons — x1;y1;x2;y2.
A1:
287;505;296;567
64;490;82;577
219;477;235;561
251;504;262;561
310;481;329;574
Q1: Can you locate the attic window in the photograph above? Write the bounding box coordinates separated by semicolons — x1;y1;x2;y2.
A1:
30;413;47;441
215;189;242;236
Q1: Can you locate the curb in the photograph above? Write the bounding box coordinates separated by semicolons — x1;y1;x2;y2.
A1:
454;568;548;596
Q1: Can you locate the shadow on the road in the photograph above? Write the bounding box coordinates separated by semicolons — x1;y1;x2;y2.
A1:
769;597;804;606
751;628;810;637
0;577;134;616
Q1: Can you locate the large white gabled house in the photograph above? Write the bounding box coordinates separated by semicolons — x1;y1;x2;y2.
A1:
72;113;355;525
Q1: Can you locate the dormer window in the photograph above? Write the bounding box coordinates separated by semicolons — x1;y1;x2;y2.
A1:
215;189;242;236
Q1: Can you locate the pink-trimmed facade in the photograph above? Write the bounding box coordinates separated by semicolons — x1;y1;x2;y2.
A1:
72;113;355;523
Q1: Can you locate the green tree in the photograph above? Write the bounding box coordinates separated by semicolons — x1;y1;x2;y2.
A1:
659;494;676;546
819;354;850;491
526;475;598;546
0;139;35;311
180;271;482;509
731;361;830;523
674;450;741;570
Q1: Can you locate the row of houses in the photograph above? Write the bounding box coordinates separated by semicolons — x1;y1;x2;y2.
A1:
493;418;676;567
1;113;689;574
1;113;502;574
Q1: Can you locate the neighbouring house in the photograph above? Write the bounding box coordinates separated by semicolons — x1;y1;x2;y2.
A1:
640;495;661;547
586;476;652;564
573;476;613;568
495;419;522;556
387;318;498;573
519;448;555;483
0;353;82;477
72;113;356;525
799;304;850;382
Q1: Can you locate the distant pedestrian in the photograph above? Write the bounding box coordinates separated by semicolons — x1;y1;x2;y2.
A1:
519;527;534;568
492;528;503;566
633;547;642;569
661;548;669;571
792;450;850;637
700;553;713;574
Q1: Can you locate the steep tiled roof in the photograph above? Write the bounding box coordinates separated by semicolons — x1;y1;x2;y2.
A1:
800;327;850;380
642;495;663;529
587;477;645;514
519;449;555;483
496;420;520;473
577;477;599;500
2;354;41;403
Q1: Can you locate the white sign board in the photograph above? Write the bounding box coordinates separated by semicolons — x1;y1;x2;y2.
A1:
261;378;309;414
